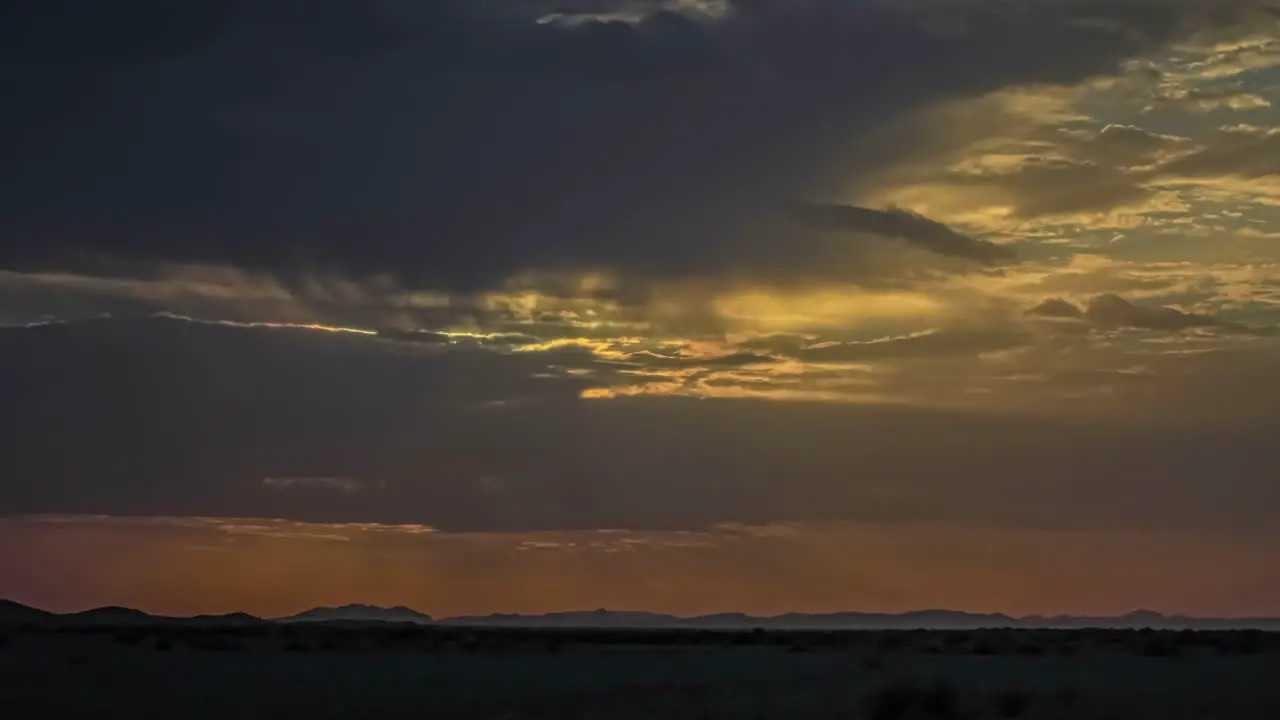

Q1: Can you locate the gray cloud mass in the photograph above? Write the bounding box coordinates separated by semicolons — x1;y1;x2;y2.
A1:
2;0;1270;291
3;0;1280;551
2;315;1280;536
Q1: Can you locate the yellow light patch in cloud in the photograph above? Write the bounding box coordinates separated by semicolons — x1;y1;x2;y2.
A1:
581;382;686;399
710;287;946;331
511;336;646;360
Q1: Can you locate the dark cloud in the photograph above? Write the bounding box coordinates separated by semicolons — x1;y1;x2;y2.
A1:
1154;124;1280;179
1029;294;1275;334
1077;124;1194;168
1027;297;1087;320
789;205;1014;264
2;315;1280;534
0;315;595;525
0;0;245;63
1;0;1261;290
1086;293;1222;331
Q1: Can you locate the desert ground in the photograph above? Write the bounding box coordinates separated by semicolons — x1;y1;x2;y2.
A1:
2;624;1278;719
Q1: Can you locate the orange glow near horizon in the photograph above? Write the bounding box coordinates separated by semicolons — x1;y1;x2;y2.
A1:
2;515;1276;620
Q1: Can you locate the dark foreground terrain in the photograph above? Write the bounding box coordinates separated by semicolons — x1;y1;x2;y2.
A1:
2;623;1278;719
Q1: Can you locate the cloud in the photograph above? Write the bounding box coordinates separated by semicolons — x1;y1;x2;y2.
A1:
262;477;368;493
861;120;1190;237
5;311;1280;538
604;349;777;370
788;328;1031;363
1027;298;1087;320
1085;293;1225;330
1073;124;1197;168
1029;293;1275;334
789;205;1015;265
1154;123;1280;180
1147;85;1272;113
2;0;1271;291
1170;30;1280;80
0;315;602;527
0;0;245;63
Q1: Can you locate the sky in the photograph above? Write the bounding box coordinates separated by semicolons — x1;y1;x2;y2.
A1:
2;0;1280;619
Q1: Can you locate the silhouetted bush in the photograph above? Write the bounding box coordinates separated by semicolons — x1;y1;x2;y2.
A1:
113;629;148;647
1232;631;1264;655
920;680;961;718
875;633;906;653
191;633;242;652
861;681;919;720
1055;686;1080;709
861;679;967;720
993;689;1031;718
787;639;811;653
971;638;999;655
1142;637;1180;658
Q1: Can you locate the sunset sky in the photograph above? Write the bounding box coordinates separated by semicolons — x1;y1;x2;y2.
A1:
2;0;1280;619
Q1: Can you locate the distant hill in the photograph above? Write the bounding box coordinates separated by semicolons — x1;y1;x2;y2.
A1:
0;599;54;624
439;609;1020;630
65;606;160;625
188;612;266;626
437;608;1018;630
277;604;434;624
4;598;1279;630
441;608;1280;631
442;609;681;628
0;601;268;627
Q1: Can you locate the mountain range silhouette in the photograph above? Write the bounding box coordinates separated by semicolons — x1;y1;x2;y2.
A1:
3;599;1278;630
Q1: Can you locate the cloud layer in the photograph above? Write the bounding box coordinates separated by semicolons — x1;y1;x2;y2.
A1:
3;0;1273;290
3;0;1280;614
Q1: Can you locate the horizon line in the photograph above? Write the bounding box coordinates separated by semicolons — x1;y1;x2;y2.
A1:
6;598;1280;623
